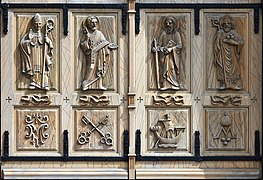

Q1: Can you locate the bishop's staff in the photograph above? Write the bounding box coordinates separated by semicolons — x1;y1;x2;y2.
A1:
42;19;55;89
152;38;160;89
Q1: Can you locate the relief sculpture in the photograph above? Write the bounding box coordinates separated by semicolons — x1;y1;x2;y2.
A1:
20;94;51;105
213;112;237;146
152;94;184;106
79;94;110;106
77;115;113;146
20;13;55;90
25;112;49;147
150;114;185;148
80;15;118;91
152;16;182;90
212;15;244;90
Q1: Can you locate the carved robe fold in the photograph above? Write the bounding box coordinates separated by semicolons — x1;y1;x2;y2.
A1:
214;29;243;89
20;29;53;89
158;30;182;90
80;30;111;90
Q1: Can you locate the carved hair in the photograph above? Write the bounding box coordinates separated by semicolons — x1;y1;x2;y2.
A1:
162;16;178;32
85;15;101;30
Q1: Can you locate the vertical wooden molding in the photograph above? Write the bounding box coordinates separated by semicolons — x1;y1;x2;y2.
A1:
128;155;136;179
128;1;136;179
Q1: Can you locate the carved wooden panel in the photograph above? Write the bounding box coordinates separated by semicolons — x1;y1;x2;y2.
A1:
146;13;191;91
16;13;60;91
205;108;248;152
147;109;189;153
74;109;117;152
16;108;59;152
74;13;118;91
205;13;248;91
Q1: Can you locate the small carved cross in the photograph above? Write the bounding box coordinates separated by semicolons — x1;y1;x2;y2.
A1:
120;96;127;103
194;97;201;103
137;97;143;103
63;97;70;103
6;96;12;103
251;97;257;103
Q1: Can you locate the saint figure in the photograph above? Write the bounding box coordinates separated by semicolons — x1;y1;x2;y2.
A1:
20;13;54;90
152;16;182;90
213;15;244;90
80;15;118;91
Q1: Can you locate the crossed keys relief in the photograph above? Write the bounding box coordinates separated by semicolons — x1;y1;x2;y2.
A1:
77;115;113;146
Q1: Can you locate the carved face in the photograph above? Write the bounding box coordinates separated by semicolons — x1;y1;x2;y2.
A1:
164;18;175;33
87;17;98;32
33;20;42;32
222;20;232;33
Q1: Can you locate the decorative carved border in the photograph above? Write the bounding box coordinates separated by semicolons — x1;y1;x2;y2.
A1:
79;95;110;106
210;95;242;106
20;95;51;105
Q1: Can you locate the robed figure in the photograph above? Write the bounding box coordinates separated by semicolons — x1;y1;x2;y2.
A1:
20;13;54;90
80;15;118;91
152;16;182;91
213;15;244;90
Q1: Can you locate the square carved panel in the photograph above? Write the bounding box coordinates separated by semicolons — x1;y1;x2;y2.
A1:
147;108;190;152
16;108;59;152
204;13;249;91
146;12;191;92
73;13;119;91
205;108;248;152
74;109;117;152
15;13;60;91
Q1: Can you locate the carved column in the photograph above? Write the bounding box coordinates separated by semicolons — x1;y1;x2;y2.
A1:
128;0;136;179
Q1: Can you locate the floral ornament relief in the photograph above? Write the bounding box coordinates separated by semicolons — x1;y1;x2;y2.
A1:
25;112;49;147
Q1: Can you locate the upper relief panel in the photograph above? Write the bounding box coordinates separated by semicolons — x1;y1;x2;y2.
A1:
205;13;248;91
147;13;191;92
16;13;60;91
74;13;118;92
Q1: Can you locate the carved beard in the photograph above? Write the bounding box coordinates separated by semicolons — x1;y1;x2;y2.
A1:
165;26;173;34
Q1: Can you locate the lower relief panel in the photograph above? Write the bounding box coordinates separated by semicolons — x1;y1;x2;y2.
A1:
147;108;190;154
205;108;248;154
15;108;60;153
73;109;118;154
